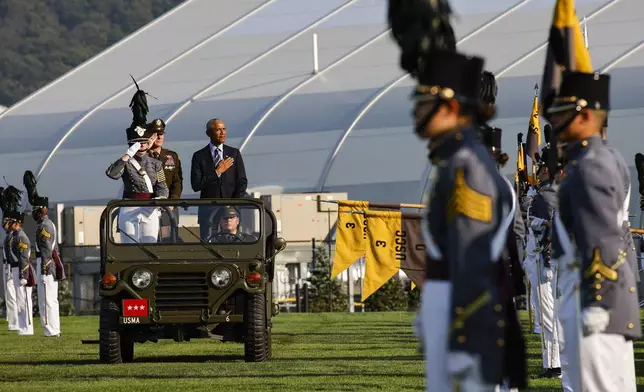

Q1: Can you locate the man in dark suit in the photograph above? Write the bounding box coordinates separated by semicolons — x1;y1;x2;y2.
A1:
191;118;248;239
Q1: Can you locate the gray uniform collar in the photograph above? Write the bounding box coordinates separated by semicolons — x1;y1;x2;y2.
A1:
566;133;602;161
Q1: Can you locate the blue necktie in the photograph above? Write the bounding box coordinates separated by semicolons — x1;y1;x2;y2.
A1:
213;148;221;167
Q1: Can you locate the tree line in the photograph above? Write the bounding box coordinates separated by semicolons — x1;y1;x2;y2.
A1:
0;0;184;107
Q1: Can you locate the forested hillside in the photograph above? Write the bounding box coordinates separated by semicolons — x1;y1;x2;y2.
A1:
0;0;184;107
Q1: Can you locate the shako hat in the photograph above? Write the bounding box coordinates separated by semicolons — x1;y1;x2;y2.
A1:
126;75;156;144
413;49;484;112
1;186;24;223
546;71;610;115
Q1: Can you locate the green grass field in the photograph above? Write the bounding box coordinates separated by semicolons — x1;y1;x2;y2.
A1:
0;312;641;391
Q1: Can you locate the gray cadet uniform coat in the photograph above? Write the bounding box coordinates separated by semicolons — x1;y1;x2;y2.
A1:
106;155;169;199
11;229;31;280
424;127;526;387
36;216;57;276
605;141;640;282
554;134;641;339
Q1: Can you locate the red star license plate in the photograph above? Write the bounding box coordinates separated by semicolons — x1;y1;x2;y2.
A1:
122;299;149;317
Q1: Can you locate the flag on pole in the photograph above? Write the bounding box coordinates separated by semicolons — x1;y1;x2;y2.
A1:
362;211;427;300
540;0;594;112
515;133;525;186
525;85;541;162
331;200;370;278
363;210;403;301
397;214;427;289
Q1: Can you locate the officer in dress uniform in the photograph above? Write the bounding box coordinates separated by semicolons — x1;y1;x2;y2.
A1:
4;190;35;336
23;171;61;337
414;49;526;392
147;118;183;242
548;71;640;391
106;87;169;244
0;188;19;331
528;148;561;379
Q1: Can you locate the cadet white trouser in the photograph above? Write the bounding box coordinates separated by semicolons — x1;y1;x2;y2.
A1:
118;207;160;243
37;258;60;337
523;254;542;332
12;267;33;335
418;280;451;392
557;258;579;392
535;256;560;369
580;333;636;392
4;264;18;330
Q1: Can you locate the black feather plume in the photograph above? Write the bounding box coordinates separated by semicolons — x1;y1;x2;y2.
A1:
387;0;457;76
129;75;149;129
2;186;23;213
23;170;38;206
517;133;523;145
635;153;644;196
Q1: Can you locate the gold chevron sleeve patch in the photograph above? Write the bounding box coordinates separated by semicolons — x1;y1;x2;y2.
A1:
40;228;51;239
17;241;28;250
447;168;492;223
584;248;618;281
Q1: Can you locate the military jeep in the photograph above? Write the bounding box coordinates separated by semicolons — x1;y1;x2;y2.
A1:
98;198;285;363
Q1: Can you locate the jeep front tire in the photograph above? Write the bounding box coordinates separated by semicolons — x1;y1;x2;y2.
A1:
243;293;269;362
99;300;134;363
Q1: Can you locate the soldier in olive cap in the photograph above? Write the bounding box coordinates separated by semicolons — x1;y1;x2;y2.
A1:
147;118;183;242
208;206;256;243
548;71;640;391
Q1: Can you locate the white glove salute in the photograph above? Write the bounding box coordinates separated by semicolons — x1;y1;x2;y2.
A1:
126;142;141;158
19;279;27;286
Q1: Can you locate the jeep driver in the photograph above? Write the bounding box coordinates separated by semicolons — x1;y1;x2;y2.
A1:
208;206;257;244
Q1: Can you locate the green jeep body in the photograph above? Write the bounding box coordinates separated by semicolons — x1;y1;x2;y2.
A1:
97;198;285;363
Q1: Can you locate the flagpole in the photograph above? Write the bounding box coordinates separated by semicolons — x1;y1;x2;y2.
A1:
533;83;539;182
582;17;589;49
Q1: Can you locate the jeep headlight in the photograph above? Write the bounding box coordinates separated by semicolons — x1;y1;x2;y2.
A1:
131;268;153;289
211;268;232;289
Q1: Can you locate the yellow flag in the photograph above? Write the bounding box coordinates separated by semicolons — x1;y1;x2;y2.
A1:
525;95;541;161
515;142;525;184
552;0;592;73
541;0;593;111
411;281;417;290
331;200;369;278
362;210;402;301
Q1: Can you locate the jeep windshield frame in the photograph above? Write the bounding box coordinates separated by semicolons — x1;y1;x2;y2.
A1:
100;198;275;264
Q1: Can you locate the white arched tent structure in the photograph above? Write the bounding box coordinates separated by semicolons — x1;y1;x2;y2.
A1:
0;0;642;216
